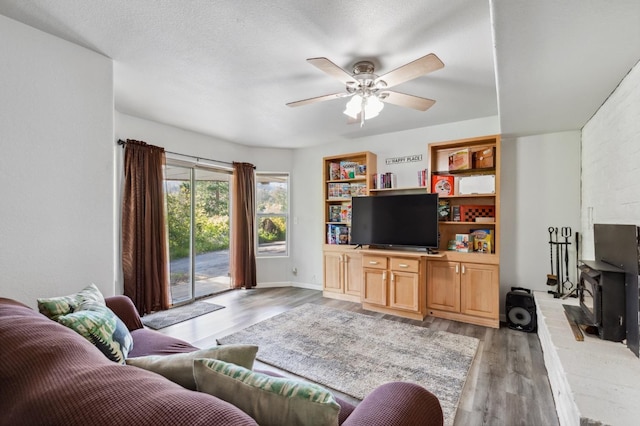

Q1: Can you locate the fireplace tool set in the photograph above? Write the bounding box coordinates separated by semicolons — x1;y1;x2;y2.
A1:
546;226;578;298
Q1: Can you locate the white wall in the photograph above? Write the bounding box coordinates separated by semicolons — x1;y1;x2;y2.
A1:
500;132;581;312
290;116;501;288
0;16;114;306
581;60;640;259
115;113;295;291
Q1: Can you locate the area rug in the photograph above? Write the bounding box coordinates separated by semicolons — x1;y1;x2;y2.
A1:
218;304;478;426
141;301;224;330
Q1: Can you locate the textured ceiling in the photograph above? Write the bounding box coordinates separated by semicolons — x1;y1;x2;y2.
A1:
1;1;639;148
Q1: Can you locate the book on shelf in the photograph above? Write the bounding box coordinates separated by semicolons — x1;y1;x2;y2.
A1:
451;205;461;222
340;161;357;179
470;228;493;253
455;233;472;252
373;172;397;189
328;205;341;222
327;182;352;199
432;175;454;195
327;225;337;244
356;164;366;176
327;224;351;245
438;199;450;221
340;203;351;223
350;182;366;197
328;162;341;180
417;169;428;187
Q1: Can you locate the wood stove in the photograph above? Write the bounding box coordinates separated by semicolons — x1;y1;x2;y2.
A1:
578;260;625;342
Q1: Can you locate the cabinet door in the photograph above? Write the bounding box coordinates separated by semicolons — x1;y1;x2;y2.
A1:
390;271;419;312
362;268;387;306
323;252;344;293
460;263;499;319
427;261;460;312
344;253;362;296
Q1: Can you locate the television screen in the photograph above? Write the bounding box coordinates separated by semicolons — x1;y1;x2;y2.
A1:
350;193;439;249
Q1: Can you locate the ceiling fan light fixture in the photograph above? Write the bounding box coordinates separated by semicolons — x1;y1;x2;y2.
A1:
363;95;384;119
343;95;362;119
343;93;384;121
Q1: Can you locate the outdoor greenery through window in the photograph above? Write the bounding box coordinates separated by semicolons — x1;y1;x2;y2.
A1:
256;172;289;256
165;162;231;304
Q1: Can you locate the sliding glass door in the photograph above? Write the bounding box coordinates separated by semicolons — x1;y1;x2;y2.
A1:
165;163;231;305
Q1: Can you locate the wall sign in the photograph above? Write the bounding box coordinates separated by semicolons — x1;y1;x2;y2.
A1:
385;154;423;165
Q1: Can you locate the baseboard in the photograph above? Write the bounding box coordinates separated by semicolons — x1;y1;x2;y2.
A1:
257;281;323;291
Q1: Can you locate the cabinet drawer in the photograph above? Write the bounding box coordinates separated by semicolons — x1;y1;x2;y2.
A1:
363;255;388;269
390;258;420;273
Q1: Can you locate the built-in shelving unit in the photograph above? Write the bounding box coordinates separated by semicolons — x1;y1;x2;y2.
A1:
322;152;377;302
426;135;501;328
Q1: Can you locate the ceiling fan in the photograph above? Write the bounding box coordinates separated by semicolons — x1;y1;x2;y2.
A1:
286;54;444;127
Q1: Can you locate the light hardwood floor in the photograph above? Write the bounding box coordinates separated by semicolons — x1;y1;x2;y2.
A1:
156;287;559;426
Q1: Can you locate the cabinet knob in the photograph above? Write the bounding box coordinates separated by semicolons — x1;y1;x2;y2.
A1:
455;264;459;274
390;272;395;282
462;265;466;274
398;263;409;268
369;261;379;265
382;271;386;281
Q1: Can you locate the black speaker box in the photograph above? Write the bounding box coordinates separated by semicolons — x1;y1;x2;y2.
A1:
506;287;537;332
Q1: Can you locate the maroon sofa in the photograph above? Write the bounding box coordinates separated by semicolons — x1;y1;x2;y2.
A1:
0;296;443;426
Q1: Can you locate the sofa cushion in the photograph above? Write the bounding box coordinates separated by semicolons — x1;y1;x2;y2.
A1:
127;345;258;390
57;301;134;363
194;358;340;426
128;327;199;357
0;298;258;426
37;283;105;320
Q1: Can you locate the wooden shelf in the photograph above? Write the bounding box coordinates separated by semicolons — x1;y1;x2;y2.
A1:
432;168;496;176
438;193;495;199
369;186;428;193
439;221;496;225
326;177;367;183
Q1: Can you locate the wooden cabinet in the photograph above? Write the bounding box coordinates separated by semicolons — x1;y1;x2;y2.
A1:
362;253;426;320
323;248;362;302
322;152;375;302
427;259;499;327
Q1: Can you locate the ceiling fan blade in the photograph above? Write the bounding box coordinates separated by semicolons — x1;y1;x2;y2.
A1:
380;91;436;111
286;92;348;108
375;53;444;88
307;57;356;85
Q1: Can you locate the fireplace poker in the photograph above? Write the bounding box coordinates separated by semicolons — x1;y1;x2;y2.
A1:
546;227;558;288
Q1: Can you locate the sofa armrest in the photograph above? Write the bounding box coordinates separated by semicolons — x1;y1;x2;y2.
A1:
342;382;443;426
105;295;145;331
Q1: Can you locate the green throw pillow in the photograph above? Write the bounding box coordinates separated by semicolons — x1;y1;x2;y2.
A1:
37;283;105;320
126;345;259;390
57;301;133;364
194;358;340;426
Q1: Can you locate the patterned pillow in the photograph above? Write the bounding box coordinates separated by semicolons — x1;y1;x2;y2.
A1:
37;283;105;320
126;344;258;390
194;358;340;426
57;301;134;364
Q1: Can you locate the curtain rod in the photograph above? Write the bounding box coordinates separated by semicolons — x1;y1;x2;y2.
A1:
117;139;253;168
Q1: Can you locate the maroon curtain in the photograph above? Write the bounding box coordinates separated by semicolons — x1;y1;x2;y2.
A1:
121;139;170;315
231;162;257;289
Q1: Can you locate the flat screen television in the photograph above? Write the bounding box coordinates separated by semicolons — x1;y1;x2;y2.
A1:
350;193;439;251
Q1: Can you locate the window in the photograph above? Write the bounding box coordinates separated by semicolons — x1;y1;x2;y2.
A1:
256;172;289;257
